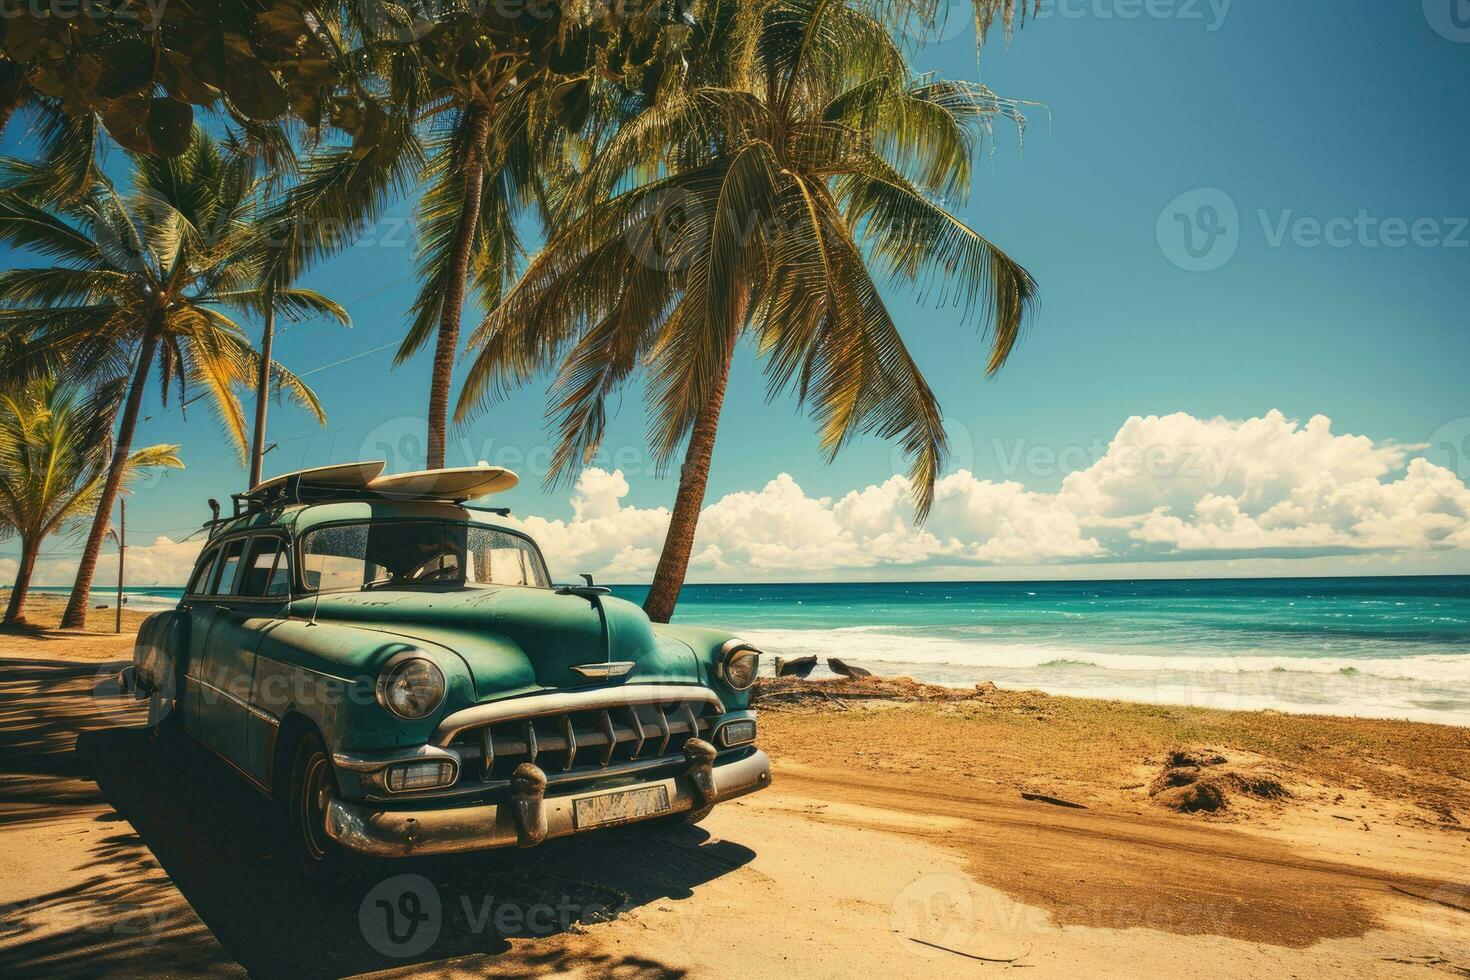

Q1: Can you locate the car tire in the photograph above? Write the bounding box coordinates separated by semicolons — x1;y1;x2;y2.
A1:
285;730;345;875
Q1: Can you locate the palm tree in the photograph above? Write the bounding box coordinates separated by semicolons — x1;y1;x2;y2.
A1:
0;377;181;626
261;2;693;469
0;127;345;629
457;0;1038;622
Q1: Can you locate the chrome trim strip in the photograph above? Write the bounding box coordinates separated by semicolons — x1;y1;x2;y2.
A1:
523;720;538;764
334;744;462;796
350;745;732;804
654;704;671;756
197;679;280;727
480;728;494;779
597;709;616;766
571;662;636;679
334;743;462;773
324;749;772;858
559;715;577;771
431;685;726;746
626;706;646;760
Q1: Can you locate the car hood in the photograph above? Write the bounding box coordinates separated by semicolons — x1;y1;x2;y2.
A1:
298;587;701;699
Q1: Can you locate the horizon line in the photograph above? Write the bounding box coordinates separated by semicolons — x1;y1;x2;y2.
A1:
24;570;1470;591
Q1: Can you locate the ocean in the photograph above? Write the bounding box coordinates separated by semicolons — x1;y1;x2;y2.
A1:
619;576;1470;727
35;576;1469;726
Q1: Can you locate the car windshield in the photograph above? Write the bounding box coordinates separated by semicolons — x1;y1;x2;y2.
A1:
299;521;551;593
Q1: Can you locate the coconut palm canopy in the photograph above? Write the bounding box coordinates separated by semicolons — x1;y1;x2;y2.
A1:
0;127;339;450
0;377;181;624
255;0;698;469
0;126;347;626
458;0;1038;519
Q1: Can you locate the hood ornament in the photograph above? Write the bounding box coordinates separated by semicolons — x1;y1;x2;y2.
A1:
572;662;635;680
558;573;627;678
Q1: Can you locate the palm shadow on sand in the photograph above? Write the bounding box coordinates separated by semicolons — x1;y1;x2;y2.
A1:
0;659;752;978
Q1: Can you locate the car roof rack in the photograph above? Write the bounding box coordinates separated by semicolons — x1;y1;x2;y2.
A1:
198;464;519;539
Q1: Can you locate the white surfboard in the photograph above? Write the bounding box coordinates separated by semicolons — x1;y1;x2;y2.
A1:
248;460;387;497
368;465;519;501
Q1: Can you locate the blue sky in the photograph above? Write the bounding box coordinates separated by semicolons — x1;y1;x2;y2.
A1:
4;1;1469;585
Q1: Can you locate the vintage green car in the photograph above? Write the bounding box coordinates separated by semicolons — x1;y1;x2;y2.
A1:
124;462;770;869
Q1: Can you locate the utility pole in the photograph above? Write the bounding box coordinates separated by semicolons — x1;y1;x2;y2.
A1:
249;300;276;490
106;499;125;634
117;498;125;635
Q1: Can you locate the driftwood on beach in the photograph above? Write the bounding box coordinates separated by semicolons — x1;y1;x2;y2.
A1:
753;674;1018;711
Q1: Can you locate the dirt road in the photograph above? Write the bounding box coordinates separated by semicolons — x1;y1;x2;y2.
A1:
1;658;1466;978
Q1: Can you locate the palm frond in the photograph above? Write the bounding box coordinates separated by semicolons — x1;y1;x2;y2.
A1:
838;160;1036;372
0;194;103;265
205;287;351;326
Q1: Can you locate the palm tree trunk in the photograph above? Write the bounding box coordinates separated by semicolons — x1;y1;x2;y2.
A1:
4;537;37;626
248;301;275;489
425;103;492;470
60;329;159;630
643;328;740;624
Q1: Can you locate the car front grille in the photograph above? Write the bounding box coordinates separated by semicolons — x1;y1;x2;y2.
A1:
448;700;716;784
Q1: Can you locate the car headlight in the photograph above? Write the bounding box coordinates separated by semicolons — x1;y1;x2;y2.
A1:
719;641;761;692
376;653;446;720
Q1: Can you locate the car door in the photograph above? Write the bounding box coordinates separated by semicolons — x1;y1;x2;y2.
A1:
200;534;289;780
171;544;220;732
188;536;247;748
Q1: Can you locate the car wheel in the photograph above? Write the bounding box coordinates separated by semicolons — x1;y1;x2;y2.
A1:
286;730;343;874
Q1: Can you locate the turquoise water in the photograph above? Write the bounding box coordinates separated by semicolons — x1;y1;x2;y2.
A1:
615;577;1470;726
36;576;1470;725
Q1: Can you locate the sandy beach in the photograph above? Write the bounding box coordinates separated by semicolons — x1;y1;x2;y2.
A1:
1;594;1466;977
0;593;153;662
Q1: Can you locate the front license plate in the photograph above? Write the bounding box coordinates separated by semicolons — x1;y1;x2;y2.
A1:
573;785;672;829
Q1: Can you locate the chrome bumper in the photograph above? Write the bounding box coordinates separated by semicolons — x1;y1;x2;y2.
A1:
324;746;772;858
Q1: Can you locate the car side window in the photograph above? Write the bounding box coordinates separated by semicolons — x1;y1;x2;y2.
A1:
210;538;247;596
265;543;292;597
187;547;220;596
239;537;285;597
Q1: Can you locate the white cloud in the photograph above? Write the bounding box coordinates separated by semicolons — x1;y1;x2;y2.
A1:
6;411;1466;588
516;410;1470;581
25;535;203;590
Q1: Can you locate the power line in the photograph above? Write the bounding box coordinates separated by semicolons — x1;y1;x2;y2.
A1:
133;271;416;423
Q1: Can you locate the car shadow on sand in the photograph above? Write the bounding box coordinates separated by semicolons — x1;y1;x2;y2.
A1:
0;660;751;978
